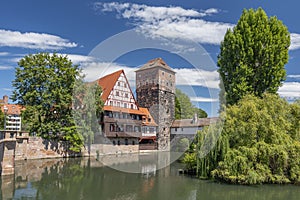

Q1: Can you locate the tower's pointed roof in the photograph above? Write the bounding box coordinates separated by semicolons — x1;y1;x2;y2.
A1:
136;58;175;73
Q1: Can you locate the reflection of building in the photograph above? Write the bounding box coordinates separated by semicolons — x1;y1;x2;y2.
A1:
1;104;23;131
95;70;158;149
136;58;176;151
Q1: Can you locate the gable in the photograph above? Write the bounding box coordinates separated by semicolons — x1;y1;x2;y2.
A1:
98;70;139;110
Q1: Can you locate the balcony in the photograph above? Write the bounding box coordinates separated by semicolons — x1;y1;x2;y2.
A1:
104;131;142;138
104;116;142;125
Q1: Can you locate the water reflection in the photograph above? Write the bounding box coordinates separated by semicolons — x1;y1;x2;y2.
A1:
1;154;300;200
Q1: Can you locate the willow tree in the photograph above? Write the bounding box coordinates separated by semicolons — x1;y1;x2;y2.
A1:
218;8;290;105
11;53;83;152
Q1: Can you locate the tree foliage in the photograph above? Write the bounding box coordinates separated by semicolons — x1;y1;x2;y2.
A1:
72;80;104;145
175;88;207;119
218;8;290;105
0;107;4;129
11;53;84;152
184;94;300;184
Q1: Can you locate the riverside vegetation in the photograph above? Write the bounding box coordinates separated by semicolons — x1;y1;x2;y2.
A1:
183;8;300;184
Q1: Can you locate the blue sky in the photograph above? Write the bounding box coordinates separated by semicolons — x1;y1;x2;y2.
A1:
0;0;300;116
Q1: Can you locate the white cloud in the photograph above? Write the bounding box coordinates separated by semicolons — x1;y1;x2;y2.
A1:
290;33;300;50
174;68;220;89
56;54;96;64
96;2;232;45
96;2;300;50
2;88;13;92
278;82;300;99
0;66;13;70
190;96;219;102
81;61;138;87
287;74;300;79
0;29;77;50
81;61;220;90
0;52;9;56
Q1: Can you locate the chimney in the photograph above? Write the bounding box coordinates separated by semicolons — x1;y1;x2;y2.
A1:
3;95;8;104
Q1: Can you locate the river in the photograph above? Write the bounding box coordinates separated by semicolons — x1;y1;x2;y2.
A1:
1;153;299;200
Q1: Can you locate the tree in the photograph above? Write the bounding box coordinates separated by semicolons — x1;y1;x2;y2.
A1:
0;107;4;129
218;8;290;105
72;79;104;145
175;88;207;119
11;53;84;151
184;93;300;184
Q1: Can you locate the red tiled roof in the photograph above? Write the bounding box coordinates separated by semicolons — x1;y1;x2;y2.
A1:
97;69;123;102
103;105;146;115
139;107;158;127
1;104;24;115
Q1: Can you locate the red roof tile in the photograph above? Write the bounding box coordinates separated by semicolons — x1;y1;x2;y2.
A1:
1;104;24;115
97;69;123;102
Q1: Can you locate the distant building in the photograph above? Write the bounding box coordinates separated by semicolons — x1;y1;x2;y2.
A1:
136;58;176;151
95;70;158;149
1;104;24;131
0;95;8;105
170;116;219;140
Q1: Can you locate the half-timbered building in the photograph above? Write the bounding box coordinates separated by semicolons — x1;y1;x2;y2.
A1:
96;70;158;149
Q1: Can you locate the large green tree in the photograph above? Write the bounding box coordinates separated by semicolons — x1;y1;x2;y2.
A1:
218;8;290;105
184;94;300;184
11;53;84;151
175;88;207;119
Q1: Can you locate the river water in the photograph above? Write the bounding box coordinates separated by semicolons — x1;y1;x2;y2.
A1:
1;153;299;200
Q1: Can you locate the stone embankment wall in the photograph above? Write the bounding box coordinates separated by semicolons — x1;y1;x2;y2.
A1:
1;133;140;176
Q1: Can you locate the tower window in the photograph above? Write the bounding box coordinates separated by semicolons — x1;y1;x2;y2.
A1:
116;91;119;96
117;82;120;86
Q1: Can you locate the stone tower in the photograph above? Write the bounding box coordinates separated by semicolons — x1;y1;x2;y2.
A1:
136;58;175;150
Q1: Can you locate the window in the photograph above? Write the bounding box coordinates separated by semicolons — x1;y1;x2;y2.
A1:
125;138;128;145
125;93;128;98
110;101;113;106
124;103;127;108
134;126;141;132
181;128;184;131
162;72;164;75
117;82;120;86
110;124;115;131
132;140;135;145
113;140;116;145
116;91;119;96
118;140;120;145
131;104;134;109
124;83;127;88
148;118;151;122
117;102;120;107
175;128;177;132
